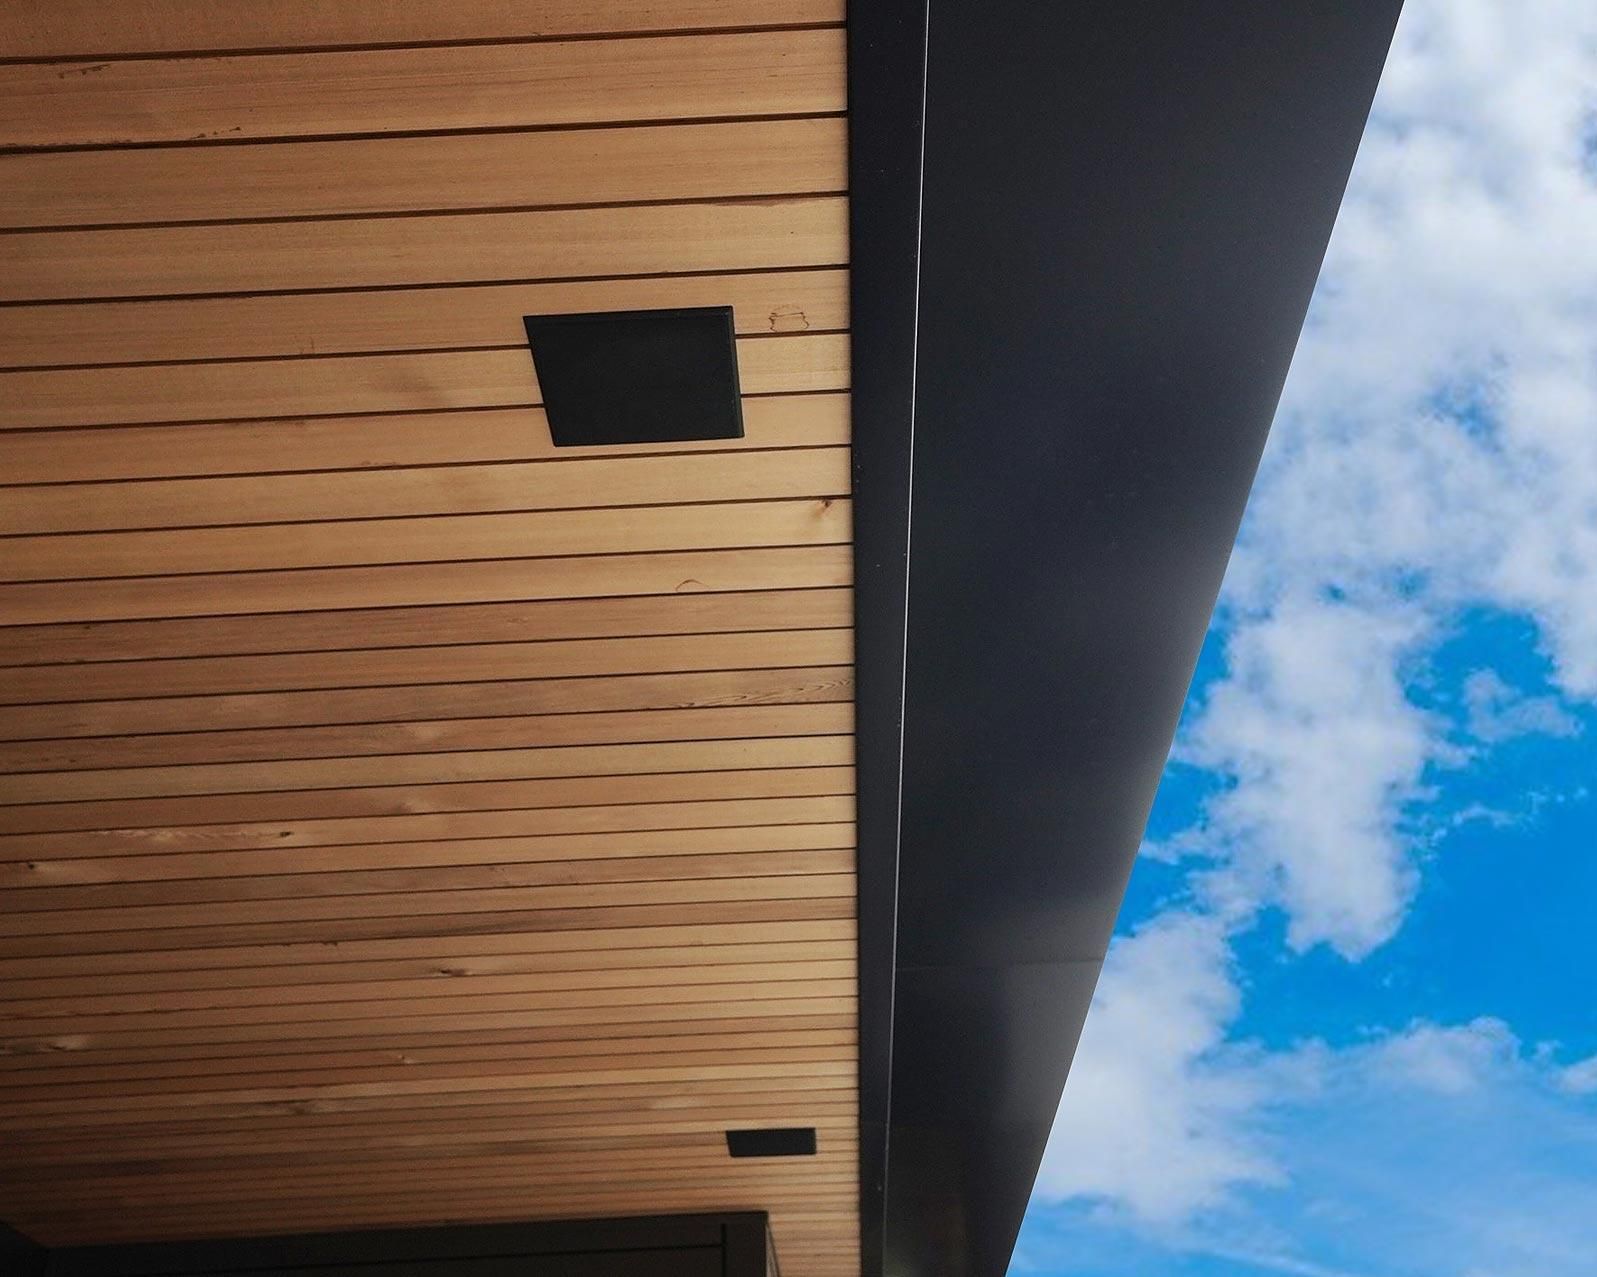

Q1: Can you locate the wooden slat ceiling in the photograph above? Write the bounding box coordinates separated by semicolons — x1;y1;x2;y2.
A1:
0;2;856;1270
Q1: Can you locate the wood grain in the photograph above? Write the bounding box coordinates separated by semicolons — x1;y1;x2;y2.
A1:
1;333;848;428
0;118;846;229
0;1;847;57
0;29;846;147
0;195;848;302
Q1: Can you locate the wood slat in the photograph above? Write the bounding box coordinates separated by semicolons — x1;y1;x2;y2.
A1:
0;584;853;666
0;117;846;229
0;545;855;625
0;29;846;148
0;941;857;1003
0;792;856;860
0;765;856;837
0;1056;856;1120
0;447;851;533
0;961;857;1025
0;499;852;584
0;272;848;372
0;1;845;58
0;703;856;775
0;664;853;741
0;735;854;805
0;1072;860;1131
0;195;848;302
1;332;848;429
0;395;850;486
0;825;858;891
0;986;853;1054
0;917;857;984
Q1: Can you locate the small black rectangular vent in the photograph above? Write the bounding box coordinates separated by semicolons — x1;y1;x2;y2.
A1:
725;1127;818;1159
523;306;744;447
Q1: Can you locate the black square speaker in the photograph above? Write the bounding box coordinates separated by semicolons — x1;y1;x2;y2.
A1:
724;1127;818;1158
523;306;745;447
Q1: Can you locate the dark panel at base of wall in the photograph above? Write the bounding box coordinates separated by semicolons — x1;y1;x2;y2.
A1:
40;1214;769;1277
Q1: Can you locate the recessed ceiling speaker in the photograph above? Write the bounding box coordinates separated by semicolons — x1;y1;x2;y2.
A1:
724;1127;818;1158
523;306;745;447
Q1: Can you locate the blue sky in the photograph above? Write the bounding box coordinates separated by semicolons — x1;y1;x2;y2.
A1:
1012;4;1597;1275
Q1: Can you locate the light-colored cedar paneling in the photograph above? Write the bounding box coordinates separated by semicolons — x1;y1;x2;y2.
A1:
0;986;854;1054
0;704;856;776
0;624;853;700
0;959;858;1020
0;735;854;804
0;273;848;371
0;1060;858;1122
2;333;848;429
0;903;857;965
0;447;851;533
0;545;855;625
0;665;853;742
0;29;846;148
0;499;851;583
0;195;847;302
0;394;849;485
0;586;853;666
0;765;856;837
0;825;857;891
0;1;846;57
0;793;858;860
0;944;858;1004
0;919;857;983
0;11;856;1268
0;118;846;229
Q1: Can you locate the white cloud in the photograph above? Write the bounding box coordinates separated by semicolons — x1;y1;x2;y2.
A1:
1034;911;1289;1222
1555;1053;1597;1095
1039;933;1597;1274
1177;599;1438;956
1462;668;1581;742
1361;1016;1517;1095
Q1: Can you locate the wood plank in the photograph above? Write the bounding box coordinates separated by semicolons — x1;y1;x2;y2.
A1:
0;665;853;741
0;1;847;58
0;917;857;982
0;118;846;229
0;544;854;624
0;703;856;775
0;273;848;372
0;1011;857;1069
0;738;854;807
0;979;857;1041
0;734;854;803
0;394;851;485
0;959;856;1022
0;985;852;1053
0;941;857;1003
1;333;848;429
0;584;853;666
0;1085;861;1139
0;1086;859;1136
0;29;847;148
0;195;848;302
0;447;851;533
0;793;857;859
0;766;856;837
0;1150;856;1196
0;1057;856;1119
0;498;852;584
0;901;855;967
